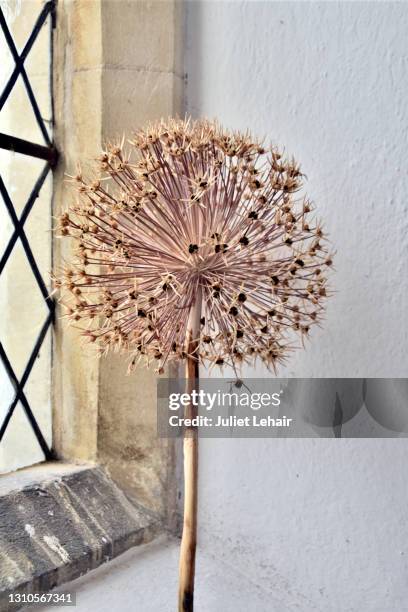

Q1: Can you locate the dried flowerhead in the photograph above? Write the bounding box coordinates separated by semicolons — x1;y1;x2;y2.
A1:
55;117;333;373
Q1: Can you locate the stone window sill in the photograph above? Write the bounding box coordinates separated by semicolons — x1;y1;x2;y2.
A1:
0;462;161;611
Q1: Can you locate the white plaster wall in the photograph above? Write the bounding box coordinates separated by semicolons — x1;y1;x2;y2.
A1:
186;2;408;610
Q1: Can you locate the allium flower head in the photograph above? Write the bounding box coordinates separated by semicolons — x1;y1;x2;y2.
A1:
55;117;333;373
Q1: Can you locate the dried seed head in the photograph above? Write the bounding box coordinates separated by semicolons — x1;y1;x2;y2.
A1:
55;116;333;372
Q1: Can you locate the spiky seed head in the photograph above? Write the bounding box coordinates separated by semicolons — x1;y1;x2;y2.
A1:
55;116;333;373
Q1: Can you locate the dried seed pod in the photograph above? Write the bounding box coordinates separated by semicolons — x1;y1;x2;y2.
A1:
55;116;333;372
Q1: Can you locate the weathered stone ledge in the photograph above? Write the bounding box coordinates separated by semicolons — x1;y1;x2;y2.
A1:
0;463;161;611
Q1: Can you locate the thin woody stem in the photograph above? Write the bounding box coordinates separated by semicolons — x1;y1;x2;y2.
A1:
178;287;201;612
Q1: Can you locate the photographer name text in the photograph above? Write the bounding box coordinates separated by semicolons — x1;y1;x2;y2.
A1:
168;415;293;428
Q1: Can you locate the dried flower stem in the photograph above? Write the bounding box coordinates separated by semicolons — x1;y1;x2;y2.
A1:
178;286;201;612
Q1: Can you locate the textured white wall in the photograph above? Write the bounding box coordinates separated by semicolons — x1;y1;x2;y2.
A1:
186;2;408;610
186;0;408;379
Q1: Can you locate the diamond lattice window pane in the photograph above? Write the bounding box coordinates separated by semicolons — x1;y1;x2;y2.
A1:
0;401;45;474
0;11;15;93
0;154;14;256
0;240;49;380
0;74;47;144
24;6;52;128
0;356;15;430
24;166;52;275
0;0;54;471
24;331;52;447
0;150;47;216
0;1;52;145
1;0;46;54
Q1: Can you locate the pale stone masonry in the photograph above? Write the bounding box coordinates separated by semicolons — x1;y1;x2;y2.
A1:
52;0;184;528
